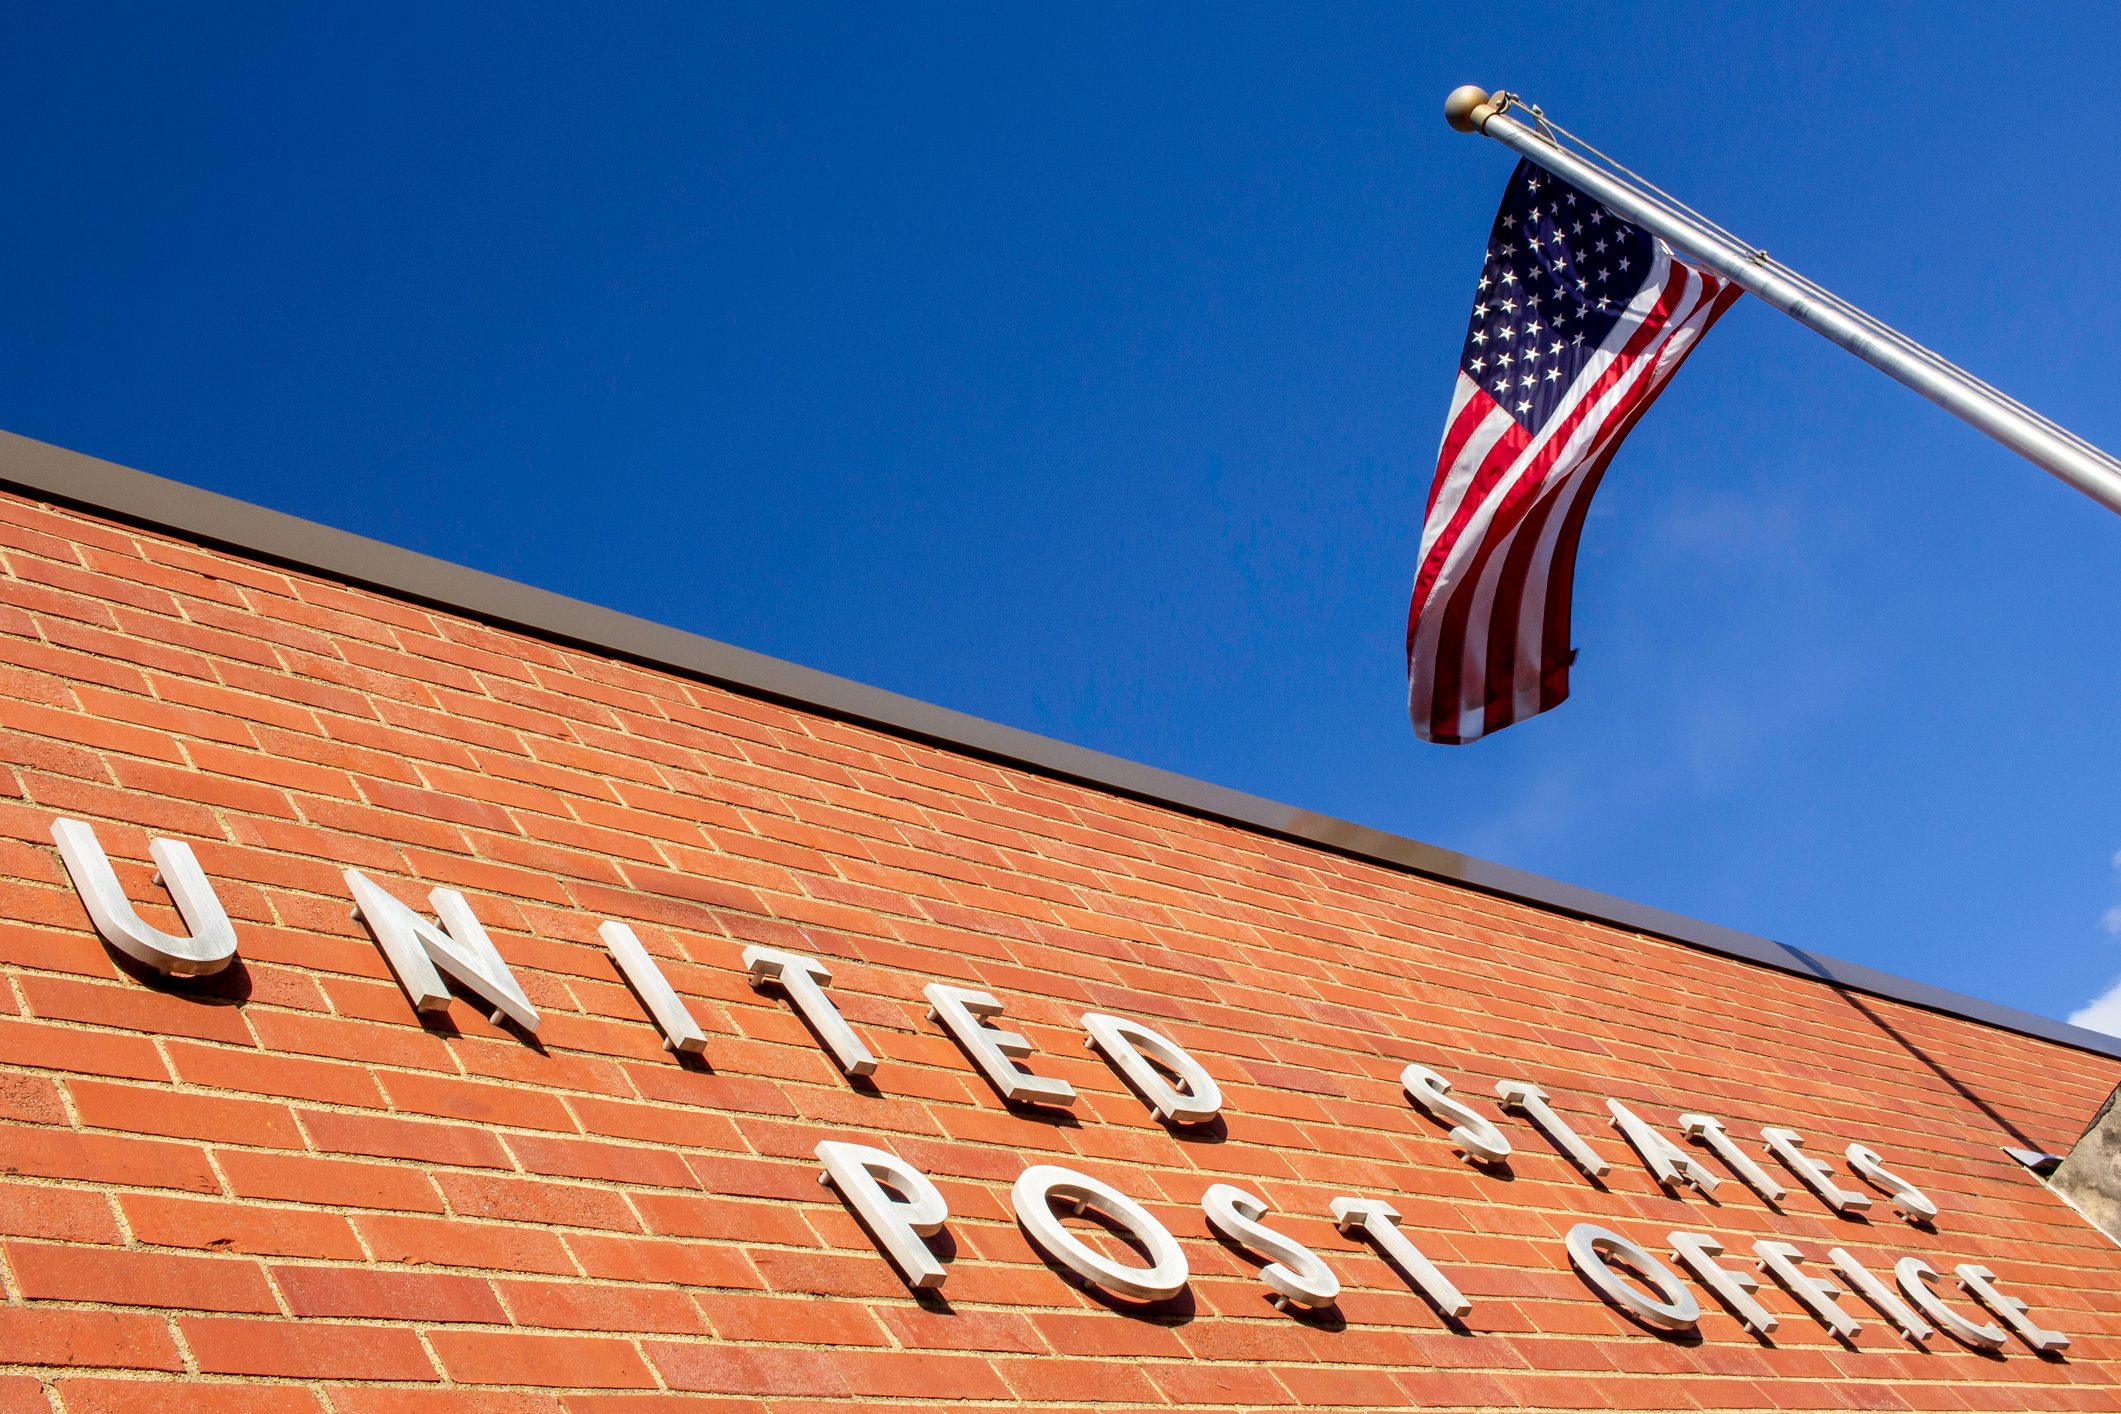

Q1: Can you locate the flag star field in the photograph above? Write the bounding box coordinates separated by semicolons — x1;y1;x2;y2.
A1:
1461;164;1652;431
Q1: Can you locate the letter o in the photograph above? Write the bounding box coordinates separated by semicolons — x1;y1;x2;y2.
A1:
1010;1164;1188;1303
1565;1223;1701;1332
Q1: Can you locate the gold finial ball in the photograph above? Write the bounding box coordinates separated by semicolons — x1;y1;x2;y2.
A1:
1443;85;1493;133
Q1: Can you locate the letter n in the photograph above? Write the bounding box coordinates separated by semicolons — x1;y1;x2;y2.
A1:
345;870;539;1033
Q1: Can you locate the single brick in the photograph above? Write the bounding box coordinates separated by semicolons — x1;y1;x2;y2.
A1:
67;1079;303;1148
215;1150;446;1212
642;1343;849;1398
167;1041;387;1109
699;1293;890;1348
562;1231;759;1290
0;1073;65;1124
377;1070;579;1133
492;1276;708;1335
51;1380;326;1414
0;1307;184;1370
0;1017;168;1081
503;1132;700;1190
426;1330;659;1389
0;1375;48;1414
272;1264;507;1324
4;1241;279;1312
0;1128;217;1193
298;1109;515;1170
118;1194;364;1260
179;1316;438;1381
0;1183;123;1244
435;1172;642;1233
320;1391;568;1414
354;1212;577;1276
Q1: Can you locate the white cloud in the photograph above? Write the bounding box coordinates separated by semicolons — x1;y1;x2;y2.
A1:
2074;852;2121;1033
2071;976;2121;1038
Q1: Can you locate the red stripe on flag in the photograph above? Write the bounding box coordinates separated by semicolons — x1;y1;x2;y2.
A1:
1423;386;1503;521
1525;278;1743;726
1418;264;1695;741
1409;404;1528;650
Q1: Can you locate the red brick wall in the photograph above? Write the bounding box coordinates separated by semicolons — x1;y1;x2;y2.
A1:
0;484;2117;1413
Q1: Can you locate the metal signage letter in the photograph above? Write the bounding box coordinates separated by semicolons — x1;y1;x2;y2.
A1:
1754;1240;1862;1340
1330;1196;1471;1319
345;870;539;1033
1565;1224;1700;1333
1844;1142;1939;1222
50;818;237;977
1200;1184;1339;1310
927;983;1074;1108
1762;1127;1871;1215
1677;1112;1787;1202
816;1140;951;1290
1402;1063;1511;1165
1083;1012;1221;1126
600;921;708;1055
1607;1101;1719;1197
1011;1164;1186;1303
1496;1079;1609;1178
744;946;877;1078
1895;1256;2006;1350
1669;1232;1776;1335
1954;1264;2069;1353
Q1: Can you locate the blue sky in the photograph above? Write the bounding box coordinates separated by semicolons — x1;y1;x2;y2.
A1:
5;4;2119;1033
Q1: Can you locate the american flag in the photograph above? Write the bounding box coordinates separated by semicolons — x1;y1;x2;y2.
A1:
1407;158;1739;744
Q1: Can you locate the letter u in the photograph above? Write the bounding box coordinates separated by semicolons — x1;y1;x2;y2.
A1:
51;818;238;976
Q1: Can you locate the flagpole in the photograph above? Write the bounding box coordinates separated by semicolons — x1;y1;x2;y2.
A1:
1443;86;2121;519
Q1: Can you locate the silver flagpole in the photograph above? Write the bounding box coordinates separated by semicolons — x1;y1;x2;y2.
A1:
1443;86;2121;519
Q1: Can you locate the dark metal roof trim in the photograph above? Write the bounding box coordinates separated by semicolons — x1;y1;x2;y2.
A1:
5;428;2117;1063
